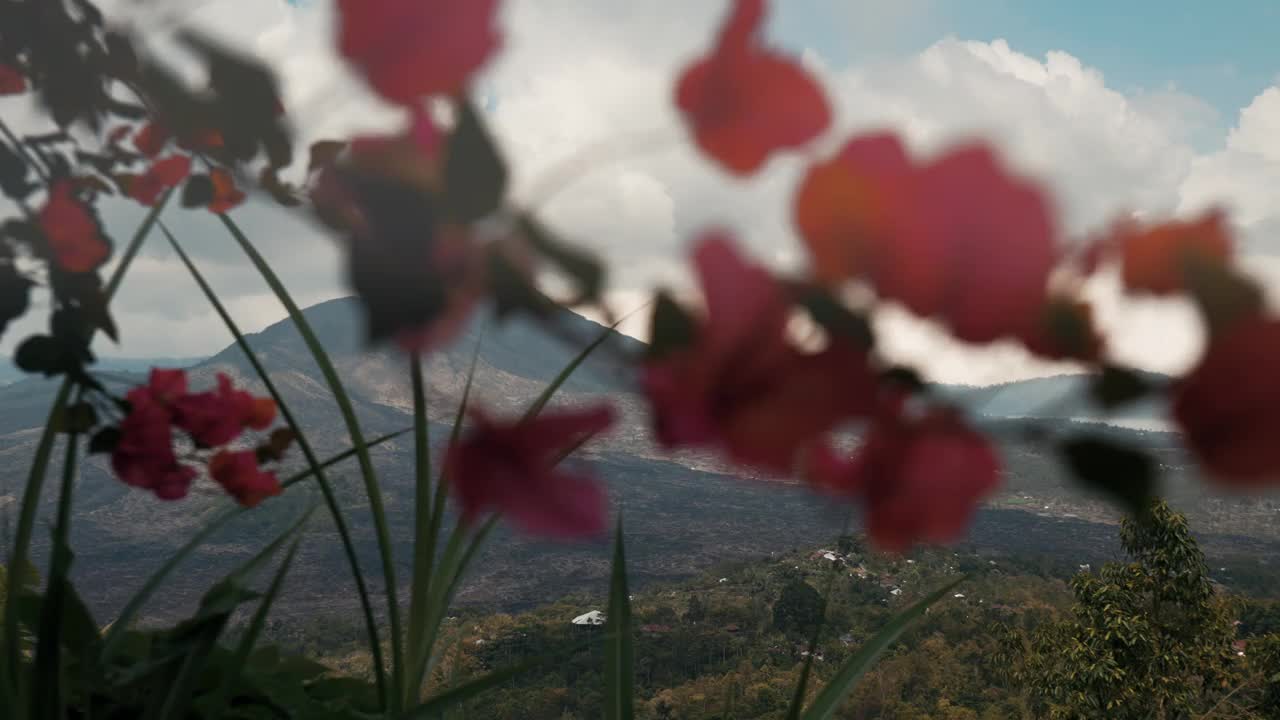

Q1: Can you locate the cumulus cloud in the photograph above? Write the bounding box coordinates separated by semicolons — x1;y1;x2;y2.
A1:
5;0;1278;385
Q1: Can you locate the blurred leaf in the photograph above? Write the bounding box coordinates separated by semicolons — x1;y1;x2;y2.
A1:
794;285;874;350
1185;260;1265;337
443;99;507;222
519;215;605;305
0;265;33;340
181;174;214;208
307;141;346;175
647;291;696;361
1090;366;1152;410
260;166;301;207
256;428;296;464
0;142;34;200
882;366;926;394
14;335;80;377
488;249;554;321
88;426;120;455
52;402;97;434
1060;436;1157;515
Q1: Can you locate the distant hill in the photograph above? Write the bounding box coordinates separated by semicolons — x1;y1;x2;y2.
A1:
0;297;1272;624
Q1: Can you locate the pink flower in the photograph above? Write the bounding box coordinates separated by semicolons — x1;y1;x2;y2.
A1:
337;0;502;104
126;155;192;206
38;181;110;273
1173;316;1280;486
676;0;830;175
209;450;282;508
815;409;1000;552
642;234;877;473
445;406;615;539
173;373;273;448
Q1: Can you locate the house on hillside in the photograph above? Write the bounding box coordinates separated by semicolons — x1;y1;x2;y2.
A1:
572;610;606;626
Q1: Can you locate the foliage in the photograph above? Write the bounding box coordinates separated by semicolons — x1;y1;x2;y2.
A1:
1003;501;1246;719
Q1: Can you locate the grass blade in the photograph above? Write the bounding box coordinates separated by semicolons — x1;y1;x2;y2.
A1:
206;536;304;714
405;354;432;706
604;518;634;720
279;429;410;488
521;316;619;424
163;222;389;701
799;576;965;720
404;335;483;700
3;191;171;699
218;211;405;711
30;431;79;719
150;505;314;720
404;635;603;719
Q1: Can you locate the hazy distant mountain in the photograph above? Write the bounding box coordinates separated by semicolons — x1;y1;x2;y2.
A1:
0;297;1273;624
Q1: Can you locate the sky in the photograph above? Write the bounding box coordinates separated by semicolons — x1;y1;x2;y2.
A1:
4;0;1279;385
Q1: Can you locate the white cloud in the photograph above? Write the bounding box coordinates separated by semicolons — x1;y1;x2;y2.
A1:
7;1;1279;386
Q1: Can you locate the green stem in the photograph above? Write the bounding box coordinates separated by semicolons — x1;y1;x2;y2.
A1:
217;212;405;712
405;354;433;706
2;190;170;698
161;222;389;704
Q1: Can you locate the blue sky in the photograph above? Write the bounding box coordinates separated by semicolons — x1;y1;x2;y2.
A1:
772;0;1278;141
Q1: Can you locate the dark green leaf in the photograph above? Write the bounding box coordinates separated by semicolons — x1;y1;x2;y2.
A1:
1059;437;1157;515
443;99;507;222
88;426;121;455
647;291;696;361
1090;366;1152;410
519;215;605;305
181;174;214;208
605;519;635;720
882;366;925;394
52;402;97;434
795;285;874;350
14;335;80;377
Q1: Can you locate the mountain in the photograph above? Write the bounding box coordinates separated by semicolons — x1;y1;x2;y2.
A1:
0;297;1275;625
0;355;204;387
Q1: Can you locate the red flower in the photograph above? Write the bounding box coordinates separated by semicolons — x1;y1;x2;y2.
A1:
127;155;192;206
676;0;830;175
0;64;26;95
445;406;614;539
337;0;502;104
794;133;914;284
1173;316;1280;486
1117;210;1232;295
884;145;1058;344
207;168;246;213
111;369;195;501
133;122;171;158
643;234;877;473
38;180;110;273
209;450;282;508
817;409;1000;552
173;373;273;447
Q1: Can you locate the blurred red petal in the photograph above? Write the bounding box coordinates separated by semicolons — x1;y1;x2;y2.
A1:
337;0;502;104
1173;316;1280;485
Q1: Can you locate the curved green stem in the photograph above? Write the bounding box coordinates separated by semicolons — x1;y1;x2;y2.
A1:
161;222;389;704
217;212;405;712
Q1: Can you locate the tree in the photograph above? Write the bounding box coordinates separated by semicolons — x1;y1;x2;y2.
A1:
1005;501;1237;719
772;579;824;637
